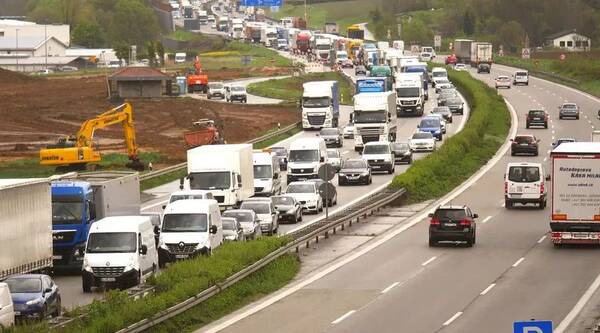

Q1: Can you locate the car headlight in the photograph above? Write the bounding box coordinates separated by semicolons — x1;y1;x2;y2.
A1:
158;239;168;250
435;130;441;134
360;171;369;176
26;298;43;306
123;257;137;272
196;241;208;250
339;173;346;177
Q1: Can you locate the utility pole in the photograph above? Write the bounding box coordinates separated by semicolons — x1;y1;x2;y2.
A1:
15;29;19;72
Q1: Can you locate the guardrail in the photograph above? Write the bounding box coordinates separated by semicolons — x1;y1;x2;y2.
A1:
139;122;301;182
115;187;406;333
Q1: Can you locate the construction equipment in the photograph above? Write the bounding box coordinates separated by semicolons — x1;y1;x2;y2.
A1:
39;102;144;170
183;119;223;148
186;56;209;93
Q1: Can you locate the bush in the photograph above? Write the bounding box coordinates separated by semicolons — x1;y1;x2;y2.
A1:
389;70;510;202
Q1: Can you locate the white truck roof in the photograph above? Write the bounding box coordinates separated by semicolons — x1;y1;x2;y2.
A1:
303;81;336;98
164;199;217;215
354;91;396;110
552;142;600;154
432;67;448;73
253;151;274;165
90;216;152;233
0;178;48;189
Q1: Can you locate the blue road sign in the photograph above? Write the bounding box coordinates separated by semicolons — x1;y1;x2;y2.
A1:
513;320;553;333
241;0;282;6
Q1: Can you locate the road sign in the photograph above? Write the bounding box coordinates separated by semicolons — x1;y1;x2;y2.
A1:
318;163;336;182
522;48;531;59
242;0;282;6
513;320;552;333
318;182;336;201
434;35;442;48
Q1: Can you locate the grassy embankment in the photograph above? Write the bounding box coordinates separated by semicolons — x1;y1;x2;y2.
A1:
246;71;354;105
390;69;511;202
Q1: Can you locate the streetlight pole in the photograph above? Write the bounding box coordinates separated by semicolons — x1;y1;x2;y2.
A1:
15;29;19;71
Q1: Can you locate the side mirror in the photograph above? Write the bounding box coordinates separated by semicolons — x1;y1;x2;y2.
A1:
44;288;52;294
179;178;184;190
210;225;218;234
273;173;279;179
154;226;160;235
140;244;148;255
162;205;166;210
473;213;479;219
417;125;420;128
320;156;325;162
428;213;434;218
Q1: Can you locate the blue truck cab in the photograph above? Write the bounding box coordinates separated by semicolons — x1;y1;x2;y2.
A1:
404;63;429;100
418;116;443;141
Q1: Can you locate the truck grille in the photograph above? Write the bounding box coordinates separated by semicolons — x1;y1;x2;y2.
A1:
401;100;417;106
53;231;76;244
307;115;325;126
254;187;264;192
291;168;314;174
92;266;125;277
166;243;198;254
362;136;380;144
358;127;383;135
213;196;225;203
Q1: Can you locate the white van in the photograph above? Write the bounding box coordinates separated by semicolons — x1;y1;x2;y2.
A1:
253;151;282;196
158;199;222;267
175;52;187;63
431;67;448;87
0;283;14;328
513;70;529;86
504;162;546;209
287;137;328;183
82;216;158;292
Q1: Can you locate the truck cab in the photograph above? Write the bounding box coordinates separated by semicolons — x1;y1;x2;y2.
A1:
287;138;328;183
395;73;425;117
301;81;339;129
404;62;429;100
253;151;282;196
315;38;332;62
353;92;397;151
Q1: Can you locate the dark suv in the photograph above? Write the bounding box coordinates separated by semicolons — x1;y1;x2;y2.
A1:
526;109;548;129
477;63;491;74
429;206;478;247
511;135;539;156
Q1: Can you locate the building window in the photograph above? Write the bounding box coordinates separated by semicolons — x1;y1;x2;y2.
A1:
560;41;565;47
567;41;573;47
576;41;582;47
0;31;4;37
583;41;589;47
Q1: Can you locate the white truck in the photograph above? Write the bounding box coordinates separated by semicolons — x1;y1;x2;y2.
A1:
353;91;397;151
197;10;208;25
231;18;244;40
392;40;405;51
186;144;254;209
287;137;328;183
593;130;600;142
261;26;278;48
0;179;53;279
253;151;282;196
470;42;493;67
549;142;600;245
314;37;332;62
394;73;425;117
218;16;229;32
301;81;340;129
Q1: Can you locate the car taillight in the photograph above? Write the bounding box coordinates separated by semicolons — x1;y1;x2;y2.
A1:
504;181;508;193
430;218;441;225
459;219;471;226
540;182;545;194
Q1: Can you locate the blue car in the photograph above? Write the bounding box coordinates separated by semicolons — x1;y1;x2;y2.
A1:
418;116;443;141
4;274;61;319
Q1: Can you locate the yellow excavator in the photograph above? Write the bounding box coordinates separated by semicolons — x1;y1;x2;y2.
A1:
40;102;144;171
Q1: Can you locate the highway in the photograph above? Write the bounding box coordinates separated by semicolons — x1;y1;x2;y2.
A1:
200;64;600;333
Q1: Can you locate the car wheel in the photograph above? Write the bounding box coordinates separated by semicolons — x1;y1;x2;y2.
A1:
82;275;92;293
505;199;512;209
472;232;477;245
544;123;548;129
511;151;515;156
207;95;211;99
576;116;580;120
428;238;437;247
53;297;62;317
526;124;530;129
319;203;323;212
298;211;303;222
41;304;49;319
559;116;563;120
388;165;394;174
466;238;474;247
540;199;546;209
534;150;539;156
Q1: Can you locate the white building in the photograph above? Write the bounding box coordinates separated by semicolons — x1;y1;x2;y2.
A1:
546;29;591;52
0;19;70;46
0;36;67;57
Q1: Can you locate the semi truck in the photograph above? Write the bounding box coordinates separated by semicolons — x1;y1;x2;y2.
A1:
198;10;208;25
294;31;312;54
314;37;332;62
218;16;229;32
470;42;493;67
353;91;397;151
301;81;340;129
395;73;425;117
550;142;600;245
51;171;140;271
0;179;53;279
454;39;474;63
404;62;429;100
261;26;278;48
185;144;254;209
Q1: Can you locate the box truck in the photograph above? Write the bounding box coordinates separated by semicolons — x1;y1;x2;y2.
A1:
186;144;254;208
51;171;140;271
395;72;425;117
301;81;340;129
353;91;397;151
454;39;473;63
261;26;278;48
470;42;493;67
0;179;53;279
550;142;600;245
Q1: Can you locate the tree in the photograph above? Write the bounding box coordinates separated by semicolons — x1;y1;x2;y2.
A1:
146;41;156;66
463;9;475;35
108;0;160;48
72;20;105;47
114;42;130;63
156;41;165;66
498;20;525;51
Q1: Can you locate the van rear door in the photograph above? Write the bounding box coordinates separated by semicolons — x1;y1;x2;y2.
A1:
507;165;542;199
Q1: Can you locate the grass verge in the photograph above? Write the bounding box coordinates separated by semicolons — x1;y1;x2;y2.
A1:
9;237;294;333
247;71;354;105
390;69;511;202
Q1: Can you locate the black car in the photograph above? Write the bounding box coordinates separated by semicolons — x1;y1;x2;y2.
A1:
437;90;458;106
526;109;548;129
309;179;337;207
477;63;491;74
392;142;413;164
431;106;453;123
271;195;303;223
270;146;288;170
338;159;372;186
319;128;343;148
355;65;367;76
445;96;464;115
429;205;478;247
511;135;539;156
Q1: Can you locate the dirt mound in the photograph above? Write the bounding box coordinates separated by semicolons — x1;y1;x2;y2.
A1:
0;68;33;83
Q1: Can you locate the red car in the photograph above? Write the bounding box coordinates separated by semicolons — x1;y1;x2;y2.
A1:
445;54;457;65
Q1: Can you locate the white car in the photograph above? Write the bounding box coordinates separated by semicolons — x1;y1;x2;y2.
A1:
454;63;468;71
435;80;454;93
495;75;511;89
504;162;546;209
343;123;355;139
362;141;395;174
285;181;323;214
326;149;341;171
409;132;436;152
207;82;225;99
513;70;529;85
427;113;447;134
222;209;262;240
420;52;433;62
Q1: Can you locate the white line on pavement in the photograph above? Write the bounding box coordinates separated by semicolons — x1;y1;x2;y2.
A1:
381;282;400;294
421;256;437;266
537;235;547;244
443;312;463;326
331;310;356;325
480;283;496;296
512;257;525;267
482;216;492;224
556;273;600;333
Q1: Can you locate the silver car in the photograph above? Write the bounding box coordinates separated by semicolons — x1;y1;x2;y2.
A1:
240;198;279;235
558;103;580;120
222;209;261;240
320;128;343;148
343;123;355;139
222;217;244;241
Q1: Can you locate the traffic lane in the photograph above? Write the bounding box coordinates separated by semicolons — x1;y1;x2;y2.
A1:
53;274;103;309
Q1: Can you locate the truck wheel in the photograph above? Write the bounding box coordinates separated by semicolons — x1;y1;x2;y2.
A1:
539;200;546;209
82;276;92;293
505;199;512;209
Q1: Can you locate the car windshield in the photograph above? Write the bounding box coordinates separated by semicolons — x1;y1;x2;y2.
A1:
303;97;329;108
231;86;245;92
396;87;420;97
5;278;42;293
241;202;270;214
433;107;450;114
52;196;83;225
223;211;253;222
254;165;272;179
86;232;136;253
413;133;433;140
440;91;457;98
287;184;314;193
222;219;237;230
272;196;294;205
516;72;527;76
342;160;367;169
530;111;545;116
327;150;339;158
514;136;534;144
562;104;577;109
433;71;447;78
447;97;461;104
354;110;387;123
497;76;509;81
162;213;208;232
289;149;319;162
420;118;440;127
393;143;410;150
337;53;348;59
189;171;230;190
364;145;389;154
434;209;467;219
320;129;339;136
508;166;541;183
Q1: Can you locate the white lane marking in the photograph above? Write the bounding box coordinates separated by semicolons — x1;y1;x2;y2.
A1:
552;124;555;129
552;130;556;134
512;257;525;267
381;282;400;294
537;235;547;244
443;312;463;326
543;157;547;162
589;120;593;124
421;256;437;266
331;310;356;325
482;216;492;224
556;273;600;333
480;283;496;296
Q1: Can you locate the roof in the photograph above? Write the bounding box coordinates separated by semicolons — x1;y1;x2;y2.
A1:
0;36;67;50
0;178;48;190
164;199;215;214
91;216;151;232
552;142;600;154
109;65;171;81
0;19;36;26
546;29;589;40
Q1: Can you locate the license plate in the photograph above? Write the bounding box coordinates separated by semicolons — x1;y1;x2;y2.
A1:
372;166;381;169
517;186;523;192
175;254;189;259
520;143;529;146
573;232;592;239
101;277;116;282
445;223;457;227
534;117;541;120
52;255;62;260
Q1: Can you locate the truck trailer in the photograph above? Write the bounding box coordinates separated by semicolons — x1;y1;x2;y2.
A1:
470;42;493;67
0;179;53;279
454;39;473;64
353;91;397;151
